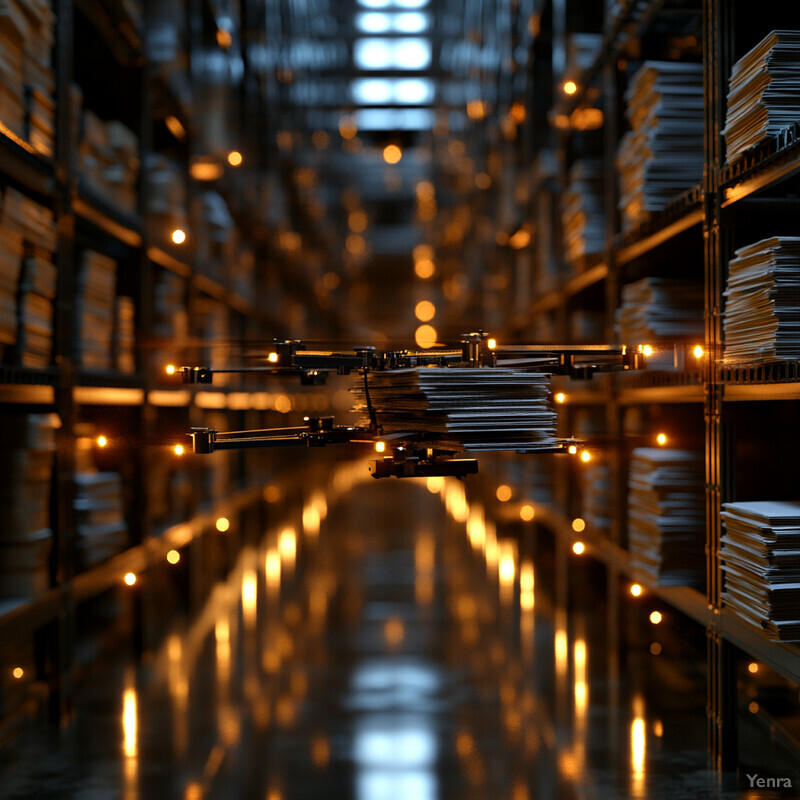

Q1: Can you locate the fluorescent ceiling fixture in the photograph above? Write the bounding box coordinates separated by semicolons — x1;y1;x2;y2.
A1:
395;78;434;103
357;0;430;6
351;78;394;104
355;108;435;130
353;38;431;70
356;12;392;33
356;11;429;34
394;12;428;33
350;78;434;105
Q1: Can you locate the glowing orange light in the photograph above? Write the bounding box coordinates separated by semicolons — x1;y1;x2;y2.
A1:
216;28;232;49
415;324;437;349
12;667;23;679
748;662;759;674
563;80;578;95
649;611;662;624
568;445;578;455
642;344;653;357
166;364;176;375
496;485;512;502
216;517;230;533
693;344;704;359
630;583;643;597
520;504;535;521
173;444;184;456
580;450;592;463
375;441;386;453
267;352;279;363
572;518;585;533
96;435;108;448
171;228;186;245
555;392;566;403
383;144;402;164
124;572;137;586
650;642;662;655
227;150;243;167
167;549;180;565
572;541;585;555
414;258;435;279
415;300;436;322
656;433;668;446
486;338;497;350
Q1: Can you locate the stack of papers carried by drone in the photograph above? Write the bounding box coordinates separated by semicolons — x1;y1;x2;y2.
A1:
628;448;705;587
723;31;800;162
723;236;800;364
721;501;800;642
616;277;704;343
353;367;557;452
617;61;704;231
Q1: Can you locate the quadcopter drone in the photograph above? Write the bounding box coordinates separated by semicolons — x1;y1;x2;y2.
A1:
176;332;645;478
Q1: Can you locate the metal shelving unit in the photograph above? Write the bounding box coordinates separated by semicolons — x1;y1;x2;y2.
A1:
511;0;800;771
0;0;279;724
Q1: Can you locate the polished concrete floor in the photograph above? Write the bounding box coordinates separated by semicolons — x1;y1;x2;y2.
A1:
1;460;797;799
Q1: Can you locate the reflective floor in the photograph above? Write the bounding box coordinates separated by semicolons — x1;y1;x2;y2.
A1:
1;459;797;799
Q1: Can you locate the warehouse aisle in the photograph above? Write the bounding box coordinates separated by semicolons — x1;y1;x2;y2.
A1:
0;467;773;799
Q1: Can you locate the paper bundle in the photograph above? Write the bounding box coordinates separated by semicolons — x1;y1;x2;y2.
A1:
616;277;704;344
561;159;605;267
723;236;800;364
617;61;704;230
353;367;557;452
628;448;705;587
721;501;800;641
723;31;800;162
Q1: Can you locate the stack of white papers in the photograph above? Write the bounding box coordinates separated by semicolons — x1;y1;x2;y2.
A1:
615;277;704;343
617;61;704;231
721;501;800;641
74;250;116;371
628;448;705;587
723;31;800;162
353;368;557;452
723;236;800;364
561;159;605;268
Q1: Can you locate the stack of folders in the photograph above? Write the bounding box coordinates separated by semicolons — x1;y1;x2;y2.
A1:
153;271;187;368
115;296;136;373
22;0;55;157
723;31;800;162
3;188;57;367
628;448;705;587
561;160;605;268
0;1;27;138
74;472;128;568
615;277;704;344
353;368;557;452
0;413;57;598
575;409;612;532
617;61;704;231
723;237;800;364
721;501;800;641
79;112;139;215
0;219;22;358
75;250;116;371
583;462;613;532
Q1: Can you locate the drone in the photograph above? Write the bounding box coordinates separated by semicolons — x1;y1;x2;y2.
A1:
177;332;645;478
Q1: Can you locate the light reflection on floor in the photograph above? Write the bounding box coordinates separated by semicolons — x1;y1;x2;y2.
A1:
0;456;792;799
